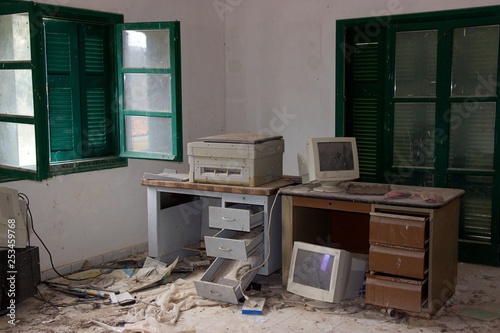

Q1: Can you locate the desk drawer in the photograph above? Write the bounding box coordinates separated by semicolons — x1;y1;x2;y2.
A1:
369;244;427;280
194;251;264;304
205;226;264;260
369;212;428;249
365;274;427;313
209;205;264;231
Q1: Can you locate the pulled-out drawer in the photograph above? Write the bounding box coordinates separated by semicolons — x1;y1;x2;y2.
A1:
369;244;428;280
194;251;264;304
365;274;428;313
209;204;264;231
205;226;264;260
369;212;428;249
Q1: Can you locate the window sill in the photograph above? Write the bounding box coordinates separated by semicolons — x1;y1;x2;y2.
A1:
50;156;128;176
0;174;20;183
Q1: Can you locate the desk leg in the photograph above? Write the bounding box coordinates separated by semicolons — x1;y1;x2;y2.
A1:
281;195;293;286
147;187;161;258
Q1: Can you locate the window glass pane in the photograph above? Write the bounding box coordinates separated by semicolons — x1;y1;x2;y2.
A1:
448;175;492;242
0;13;30;61
395;30;437;97
0;70;34;116
124;73;172;112
393;103;435;167
122;29;170;69
0;122;36;169
451;25;499;97
125;116;172;154
449;102;495;170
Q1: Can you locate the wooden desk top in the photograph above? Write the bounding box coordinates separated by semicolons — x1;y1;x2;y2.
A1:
141;177;301;196
280;182;465;208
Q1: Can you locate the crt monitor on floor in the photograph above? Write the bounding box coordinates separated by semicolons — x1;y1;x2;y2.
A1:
287;241;366;303
298;137;359;192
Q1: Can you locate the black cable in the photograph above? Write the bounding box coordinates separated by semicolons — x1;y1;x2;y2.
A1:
18;192;102;282
17;192;31;247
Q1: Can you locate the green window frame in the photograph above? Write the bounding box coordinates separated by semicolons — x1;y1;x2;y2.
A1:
0;2;182;182
337;5;500;266
0;2;48;181
116;22;182;160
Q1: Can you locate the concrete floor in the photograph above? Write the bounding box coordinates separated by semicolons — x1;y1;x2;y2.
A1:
1;262;500;332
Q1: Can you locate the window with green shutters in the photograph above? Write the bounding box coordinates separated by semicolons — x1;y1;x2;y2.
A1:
45;20;113;162
0;2;182;181
337;6;500;266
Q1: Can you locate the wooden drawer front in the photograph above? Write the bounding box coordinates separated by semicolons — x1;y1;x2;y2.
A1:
209;205;264;231
365;274;427;313
369;212;428;249
369;244;427;280
205;226;264;260
194;251;264;304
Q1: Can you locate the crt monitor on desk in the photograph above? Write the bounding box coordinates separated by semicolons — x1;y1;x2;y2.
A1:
298;137;360;192
287;241;366;303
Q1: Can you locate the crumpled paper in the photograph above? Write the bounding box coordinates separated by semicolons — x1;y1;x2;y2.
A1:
127;278;218;324
93;278;219;332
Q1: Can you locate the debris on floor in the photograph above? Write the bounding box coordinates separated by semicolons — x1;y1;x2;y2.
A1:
3;260;500;333
42;256;222;332
127;278;218;322
457;305;500;321
241;297;266;315
90;277;220;332
45;257;179;296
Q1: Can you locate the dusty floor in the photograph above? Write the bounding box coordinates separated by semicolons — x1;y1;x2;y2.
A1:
1;261;500;332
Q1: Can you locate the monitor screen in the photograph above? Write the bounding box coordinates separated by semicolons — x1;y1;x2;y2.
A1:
293;248;335;291
318;142;355;172
304;137;360;192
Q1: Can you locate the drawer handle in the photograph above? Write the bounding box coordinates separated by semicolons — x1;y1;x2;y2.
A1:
209;290;222;296
218;247;232;252
222;217;235;222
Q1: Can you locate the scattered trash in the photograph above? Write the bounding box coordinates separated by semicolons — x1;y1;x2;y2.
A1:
183;255;211;268
46;256;179;297
91;320;125;333
125;278;219;325
458;306;500;321
109;292;136;306
242;297;266;315
142;168;189;182
304;299;338;310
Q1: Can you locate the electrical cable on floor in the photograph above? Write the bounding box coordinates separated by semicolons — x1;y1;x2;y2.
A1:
237;187;284;301
18;192;103;282
18;193;119;314
13;193;61;314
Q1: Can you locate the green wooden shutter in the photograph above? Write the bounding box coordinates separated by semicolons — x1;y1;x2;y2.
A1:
447;25;500;263
346;38;383;181
45;21;81;161
79;24;111;157
48;89;74;151
46;21;112;161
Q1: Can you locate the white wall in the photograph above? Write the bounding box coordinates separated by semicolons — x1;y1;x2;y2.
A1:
223;0;500;175
7;0;500;274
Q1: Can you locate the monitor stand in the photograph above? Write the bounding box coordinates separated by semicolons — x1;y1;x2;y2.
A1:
313;181;345;193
